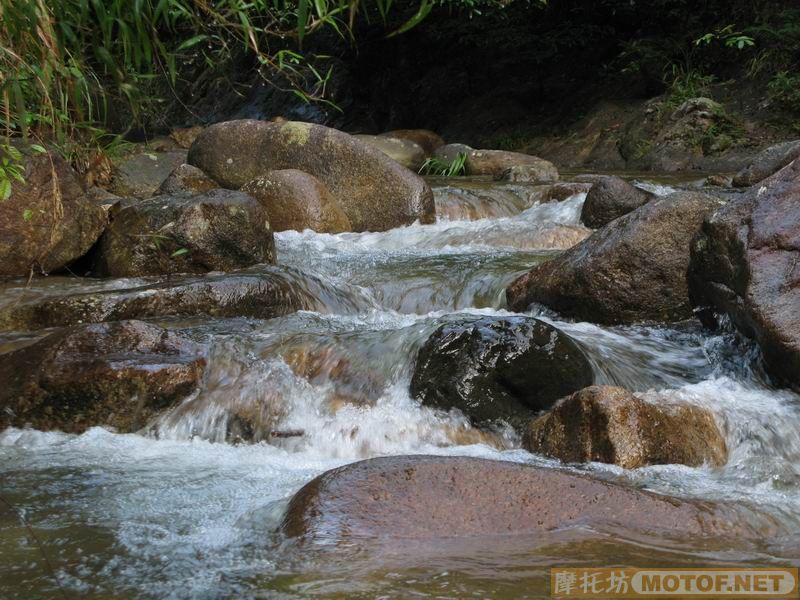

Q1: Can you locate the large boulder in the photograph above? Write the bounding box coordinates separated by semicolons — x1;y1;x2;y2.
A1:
0;270;327;331
0;320;206;433
380;129;445;155
523;386;727;469
434;143;473;165
187;120;434;231
156;164;219;195
732;140;800;187
507;192;724;324
689;159;800;390
579;176;654;228
410;317;594;427
241;169;351;233
0;145;106;279
94;189;274;277
109;150;187;198
466;149;558;180
354;135;426;170
281;455;753;543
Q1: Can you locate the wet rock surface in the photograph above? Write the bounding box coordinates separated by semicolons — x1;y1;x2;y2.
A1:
466;149;558;180
94;189;274;277
524;385;727;469
241;169;351;233
434;143;473;165
0;320;206;433
579;176;654;228
0;145;106;279
354;134;427;170
188;119;435;231
281;455;753;543
410;316;594;427
508;191;724;324
109;150;188;198
498;161;560;184
379;129;445;155
732;140;800;187
156;163;219;195
690;159;800;390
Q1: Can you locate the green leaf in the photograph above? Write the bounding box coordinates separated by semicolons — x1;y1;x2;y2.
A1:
177;34;208;51
30;144;47;154
298;0;309;43
0;180;11;201
23;209;34;221
170;248;189;257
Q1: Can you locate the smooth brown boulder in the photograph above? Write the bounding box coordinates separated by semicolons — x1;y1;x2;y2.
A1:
109;150;187;198
690;159;800;390
466;149;558;180
380;129;446;155
354;135;426;171
546;182;593;202
732;140;800;187
507;192;724;324
94;189;274;277
0;145;106;279
241;170;351;233
410;316;594;428
281;455;752;542
0;320;206;433
156;163;219;195
524;386;727;469
579;176;654;228
188;120;434;231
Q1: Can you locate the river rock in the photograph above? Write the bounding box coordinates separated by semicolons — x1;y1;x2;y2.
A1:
109;150;187;198
187;120;434;231
0;320;206;433
434;143;473;165
169;126;205;149
523;386;727;469
281;455;751;543
497;161;560;184
689;158;800;390
546;182;593;202
241;170;351;233
732;140;800;187
380;129;445;155
507;192;724;324
0;144;106;279
156;164;219;195
94;189;274;277
410;316;593;427
355;135;427;170
579;176;654;228
0;270;320;331
466;149;558;180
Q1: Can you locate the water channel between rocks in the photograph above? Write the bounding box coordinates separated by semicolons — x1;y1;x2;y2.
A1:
1;176;799;598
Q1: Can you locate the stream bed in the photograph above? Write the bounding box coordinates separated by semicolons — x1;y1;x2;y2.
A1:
1;176;799;598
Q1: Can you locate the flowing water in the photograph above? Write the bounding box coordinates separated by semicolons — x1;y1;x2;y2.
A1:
1;177;799;598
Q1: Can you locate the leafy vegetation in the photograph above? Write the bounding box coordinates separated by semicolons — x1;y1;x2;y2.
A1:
419;152;468;177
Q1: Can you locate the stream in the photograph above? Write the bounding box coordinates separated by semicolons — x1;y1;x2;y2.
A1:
1;176;799;598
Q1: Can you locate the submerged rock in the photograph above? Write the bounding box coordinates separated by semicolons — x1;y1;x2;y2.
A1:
690;158;800;390
0;320;206;433
507;192;724;324
466;149;558;180
0;144;106;279
379;129;445;155
733;140;800;187
241;169;351;233
109;150;187;198
410;316;593;427
579;176;654;228
281;455;752;543
354;134;426;170
524;386;727;469
94;189;274;277
0;270;322;331
156;163;219;195
188;119;434;231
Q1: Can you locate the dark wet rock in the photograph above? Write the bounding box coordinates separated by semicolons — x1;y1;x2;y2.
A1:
281;455;754;543
434;143;473;165
410;316;593;427
0;270;323;331
545;182;593;202
733;140;800;187
354;135;426;170
689;159;800;390
85;186;122;211
109;150;188;198
156;164;219;195
705;174;732;188
241;169;351;233
466;149;558;180
579;176;654;228
379;129;445;155
0;320;206;433
169;126;205;149
524;386;727;469
507;192;724;324
188;120;434;231
94;189;274;277
0;144;106;279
